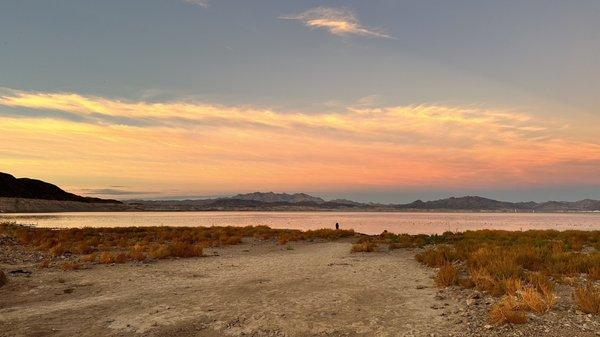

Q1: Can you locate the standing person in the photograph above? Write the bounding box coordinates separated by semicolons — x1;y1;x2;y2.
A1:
335;222;339;230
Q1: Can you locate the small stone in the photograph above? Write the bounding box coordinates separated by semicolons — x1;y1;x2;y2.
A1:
484;324;493;330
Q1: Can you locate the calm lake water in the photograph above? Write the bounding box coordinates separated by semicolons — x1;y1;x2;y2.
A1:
2;211;600;235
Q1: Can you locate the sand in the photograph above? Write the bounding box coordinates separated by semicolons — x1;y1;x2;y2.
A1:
0;239;465;337
1;239;598;337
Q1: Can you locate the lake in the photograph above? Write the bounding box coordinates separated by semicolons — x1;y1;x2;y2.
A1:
2;211;600;235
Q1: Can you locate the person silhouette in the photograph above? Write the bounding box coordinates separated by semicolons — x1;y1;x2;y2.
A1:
335;222;339;230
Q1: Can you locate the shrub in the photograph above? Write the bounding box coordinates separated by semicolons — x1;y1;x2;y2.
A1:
435;264;459;287
127;250;146;262
62;262;82;271
277;235;290;245
588;266;600;281
519;287;556;314
489;296;528;325
168;241;204;258
573;283;600;314
351;242;377;253
49;243;66;257
114;252;129;263
99;252;115;264
81;253;97;263
502;278;524;296
469;268;498;294
416;246;457;267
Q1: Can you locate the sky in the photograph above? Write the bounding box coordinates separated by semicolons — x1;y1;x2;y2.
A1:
0;0;599;203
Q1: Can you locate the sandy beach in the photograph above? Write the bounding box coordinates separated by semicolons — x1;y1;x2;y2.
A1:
2;238;598;337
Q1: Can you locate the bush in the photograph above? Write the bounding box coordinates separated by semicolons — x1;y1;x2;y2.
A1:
416;246;458;267
489;296;528;325
99;252;115;264
436;264;459;287
351;242;377;253
519;286;556;314
62;262;82;271
573;283;600;314
588;266;600;281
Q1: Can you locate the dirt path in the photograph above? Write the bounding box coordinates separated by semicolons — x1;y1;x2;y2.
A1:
0;240;463;337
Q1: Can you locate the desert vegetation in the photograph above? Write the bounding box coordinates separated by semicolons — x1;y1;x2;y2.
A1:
0;222;355;266
351;230;600;324
409;230;599;324
2;222;598;326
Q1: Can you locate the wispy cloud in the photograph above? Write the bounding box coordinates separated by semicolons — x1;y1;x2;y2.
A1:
0;89;599;196
182;0;209;8
79;188;153;196
280;7;393;39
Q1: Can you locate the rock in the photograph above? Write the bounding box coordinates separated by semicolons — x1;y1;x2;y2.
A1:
416;285;426;289
466;298;478;306
9;269;31;275
484;324;493;330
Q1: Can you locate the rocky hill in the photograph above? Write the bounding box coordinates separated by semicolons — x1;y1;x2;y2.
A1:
0;172;120;204
397;196;538;211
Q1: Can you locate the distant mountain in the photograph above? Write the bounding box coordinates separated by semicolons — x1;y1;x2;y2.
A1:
535;199;600;212
126;193;600;212
0;172;121;204
228;192;325;204
399;196;538;211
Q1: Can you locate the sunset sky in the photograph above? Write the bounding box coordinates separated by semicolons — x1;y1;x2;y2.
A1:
1;0;599;202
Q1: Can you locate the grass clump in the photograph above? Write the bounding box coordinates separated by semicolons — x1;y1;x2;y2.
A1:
351;241;377;253
489;296;528;325
61;262;82;271
573;283;600;314
435;263;459;287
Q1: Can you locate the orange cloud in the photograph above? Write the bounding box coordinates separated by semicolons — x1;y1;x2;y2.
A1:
280;7;393;39
0;89;599;197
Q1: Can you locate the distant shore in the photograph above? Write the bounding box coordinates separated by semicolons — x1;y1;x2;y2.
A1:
2;197;600;214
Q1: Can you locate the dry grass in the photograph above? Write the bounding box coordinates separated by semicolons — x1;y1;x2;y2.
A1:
415;245;458;268
0;222;356;267
588;266;600;280
61;262;82;271
519;286;556;314
435;263;459;287
408;229;599;323
351;241;377;253
489;296;528;325
573;283;600;314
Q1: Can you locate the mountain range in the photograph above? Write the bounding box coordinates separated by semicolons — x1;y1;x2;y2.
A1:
127;193;600;212
1;172;599;212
